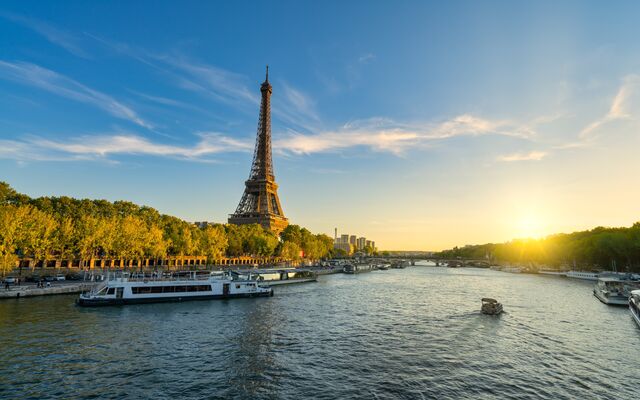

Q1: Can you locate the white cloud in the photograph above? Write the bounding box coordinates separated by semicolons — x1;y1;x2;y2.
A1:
497;151;547;162
159;57;259;106
580;74;640;138
0;133;252;162
0;12;89;58
274;114;534;155
0;61;151;129
358;53;376;64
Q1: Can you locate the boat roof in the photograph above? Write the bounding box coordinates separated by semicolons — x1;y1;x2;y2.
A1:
481;298;499;303
598;277;639;282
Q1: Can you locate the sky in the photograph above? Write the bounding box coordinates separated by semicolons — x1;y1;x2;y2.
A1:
1;1;640;250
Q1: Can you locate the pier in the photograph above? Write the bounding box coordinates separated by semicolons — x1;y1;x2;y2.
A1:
0;282;97;299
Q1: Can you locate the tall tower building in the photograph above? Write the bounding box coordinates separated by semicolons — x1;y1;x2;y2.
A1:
229;67;288;234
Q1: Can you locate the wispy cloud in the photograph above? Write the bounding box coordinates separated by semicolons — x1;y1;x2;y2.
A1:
154;56;259;107
0;12;89;58
580;74;640;138
0;61;151;129
497;151;547;162
0;133;252;162
358;53;376;64
274;114;534;155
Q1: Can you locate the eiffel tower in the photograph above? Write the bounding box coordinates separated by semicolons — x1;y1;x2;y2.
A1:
228;66;288;234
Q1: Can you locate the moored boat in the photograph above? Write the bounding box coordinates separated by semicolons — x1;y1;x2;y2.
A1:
233;268;317;286
593;277;640;306
566;270;600;281
343;264;374;274
538;269;567;277
629;290;640;328
502;266;522;273
77;271;272;306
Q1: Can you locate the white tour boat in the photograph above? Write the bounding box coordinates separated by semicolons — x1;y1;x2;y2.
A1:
77;271;273;306
566;270;600;281
593;277;640;306
629;290;640;329
343;264;374;274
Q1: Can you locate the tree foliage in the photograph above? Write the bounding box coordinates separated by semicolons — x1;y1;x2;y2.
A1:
435;223;640;271
0;182;333;273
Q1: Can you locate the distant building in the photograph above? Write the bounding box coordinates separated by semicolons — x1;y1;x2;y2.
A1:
371;241;375;251
357;237;366;249
334;242;354;255
349;235;357;246
365;240;372;248
340;234;350;244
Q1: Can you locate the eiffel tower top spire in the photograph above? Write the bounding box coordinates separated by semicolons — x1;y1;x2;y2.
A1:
249;65;274;181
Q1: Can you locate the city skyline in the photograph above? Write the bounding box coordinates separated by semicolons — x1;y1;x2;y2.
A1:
2;1;640;250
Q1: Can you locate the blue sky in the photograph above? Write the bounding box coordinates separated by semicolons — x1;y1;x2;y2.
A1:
1;1;640;250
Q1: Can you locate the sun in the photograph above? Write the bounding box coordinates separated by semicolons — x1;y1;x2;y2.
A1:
515;213;546;239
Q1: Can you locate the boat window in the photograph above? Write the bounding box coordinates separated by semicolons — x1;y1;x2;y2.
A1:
236;284;241;289
106;288;115;295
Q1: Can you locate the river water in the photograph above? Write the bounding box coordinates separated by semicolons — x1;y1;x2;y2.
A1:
0;266;638;399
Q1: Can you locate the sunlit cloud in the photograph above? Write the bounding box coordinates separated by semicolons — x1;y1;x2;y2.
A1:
274;114;534;155
497;151;547;162
0;61;151;129
580;74;640;138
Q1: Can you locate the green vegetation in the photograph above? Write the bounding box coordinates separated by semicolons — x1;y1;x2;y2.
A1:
0;182;334;275
436;224;640;272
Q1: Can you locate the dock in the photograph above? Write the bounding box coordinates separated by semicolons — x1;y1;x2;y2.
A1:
0;282;97;299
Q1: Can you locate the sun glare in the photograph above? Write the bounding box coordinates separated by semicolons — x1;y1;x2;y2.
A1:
515;213;546;239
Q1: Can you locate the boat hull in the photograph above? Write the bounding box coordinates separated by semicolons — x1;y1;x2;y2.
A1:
77;290;273;307
630;304;640;328
593;289;628;306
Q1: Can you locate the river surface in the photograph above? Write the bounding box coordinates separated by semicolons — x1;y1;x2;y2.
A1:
1;266;639;399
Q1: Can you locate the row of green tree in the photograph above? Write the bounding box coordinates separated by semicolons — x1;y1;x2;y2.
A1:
0;182;334;274
435;223;640;272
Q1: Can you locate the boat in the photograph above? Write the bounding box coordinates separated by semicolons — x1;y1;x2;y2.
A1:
232;268;317;286
629;290;640;328
481;298;503;315
538;269;567;277
343;264;374;274
378;263;390;270
566;270;600;281
502;266;522;273
593;277;640;306
77;271;273;306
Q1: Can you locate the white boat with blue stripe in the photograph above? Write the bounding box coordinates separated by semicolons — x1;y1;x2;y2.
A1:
77;271;273;306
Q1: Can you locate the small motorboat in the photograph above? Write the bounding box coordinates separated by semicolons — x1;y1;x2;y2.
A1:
481;298;503;315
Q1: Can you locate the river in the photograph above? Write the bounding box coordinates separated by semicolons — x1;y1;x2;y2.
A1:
0;266;638;399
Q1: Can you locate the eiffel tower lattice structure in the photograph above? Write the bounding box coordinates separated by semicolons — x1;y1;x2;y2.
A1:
228;67;288;234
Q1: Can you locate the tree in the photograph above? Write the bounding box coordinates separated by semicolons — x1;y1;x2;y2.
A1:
280;241;301;260
199;224;228;260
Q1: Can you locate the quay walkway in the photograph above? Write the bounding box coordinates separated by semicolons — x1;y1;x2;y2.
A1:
0;282;97;299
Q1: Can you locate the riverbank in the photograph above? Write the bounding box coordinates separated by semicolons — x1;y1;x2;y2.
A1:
0;282;97;299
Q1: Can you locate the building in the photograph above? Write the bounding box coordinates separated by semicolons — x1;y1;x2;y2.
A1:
333;242;355;255
340;234;350;244
349;235;357;246
228;67;288;234
357;237;366;249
